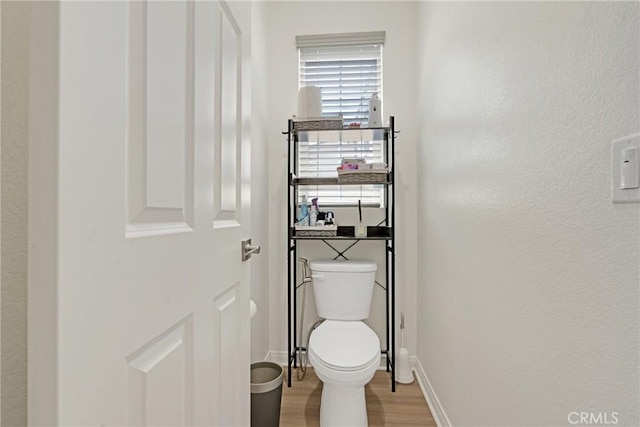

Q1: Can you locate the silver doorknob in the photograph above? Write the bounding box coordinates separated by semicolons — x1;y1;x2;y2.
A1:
241;238;261;261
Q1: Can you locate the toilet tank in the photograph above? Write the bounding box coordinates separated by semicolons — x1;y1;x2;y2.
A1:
310;259;377;320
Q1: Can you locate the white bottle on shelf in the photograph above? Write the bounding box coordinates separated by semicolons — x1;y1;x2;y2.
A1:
309;205;318;226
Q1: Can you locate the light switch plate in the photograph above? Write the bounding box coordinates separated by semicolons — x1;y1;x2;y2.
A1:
612;134;640;203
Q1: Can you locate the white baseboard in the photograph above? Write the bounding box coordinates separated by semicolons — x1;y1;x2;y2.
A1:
412;356;452;427
265;350;287;365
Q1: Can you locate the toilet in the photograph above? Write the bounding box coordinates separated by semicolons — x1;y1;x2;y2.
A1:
308;259;380;427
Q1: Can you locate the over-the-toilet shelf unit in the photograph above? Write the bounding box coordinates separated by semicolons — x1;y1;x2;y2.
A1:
284;117;397;392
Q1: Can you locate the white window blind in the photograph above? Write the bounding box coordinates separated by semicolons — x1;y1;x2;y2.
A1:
296;130;385;205
297;32;385;206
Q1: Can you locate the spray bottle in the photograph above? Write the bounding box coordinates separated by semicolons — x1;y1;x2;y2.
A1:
310;198;319;226
298;195;309;226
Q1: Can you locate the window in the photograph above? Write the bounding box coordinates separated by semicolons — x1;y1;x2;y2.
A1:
296;32;385;206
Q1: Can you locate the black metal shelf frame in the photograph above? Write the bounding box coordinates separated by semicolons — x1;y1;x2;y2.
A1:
285;117;397;392
290;176;393;186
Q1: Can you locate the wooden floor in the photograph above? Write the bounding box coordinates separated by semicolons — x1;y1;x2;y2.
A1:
280;368;436;426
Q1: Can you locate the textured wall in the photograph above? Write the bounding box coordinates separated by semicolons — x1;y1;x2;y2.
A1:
1;2;30;426
416;2;639;426
263;1;419;359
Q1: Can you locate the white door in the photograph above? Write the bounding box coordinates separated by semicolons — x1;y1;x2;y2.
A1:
28;1;254;425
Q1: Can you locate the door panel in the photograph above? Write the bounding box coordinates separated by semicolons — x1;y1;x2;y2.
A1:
214;1;243;226
145;1;188;210
28;1;252;425
126;1;195;237
127;316;193;426
212;283;243;426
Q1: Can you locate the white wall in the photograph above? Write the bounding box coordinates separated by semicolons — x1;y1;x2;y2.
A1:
416;2;639;426
264;1;419;361
250;0;270;362
1;2;30;425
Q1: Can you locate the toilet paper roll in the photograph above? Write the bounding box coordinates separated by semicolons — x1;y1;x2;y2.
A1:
298;86;322;118
250;300;258;319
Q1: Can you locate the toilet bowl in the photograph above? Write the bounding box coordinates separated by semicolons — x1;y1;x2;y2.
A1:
308;259;379;427
308;321;380;427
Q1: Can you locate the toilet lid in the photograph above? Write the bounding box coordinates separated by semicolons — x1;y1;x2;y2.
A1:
309;321;380;372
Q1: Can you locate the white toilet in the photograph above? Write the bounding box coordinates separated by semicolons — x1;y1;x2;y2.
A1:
308;259;380;427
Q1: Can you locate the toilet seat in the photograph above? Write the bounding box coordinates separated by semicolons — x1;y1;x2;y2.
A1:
309;320;380;372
